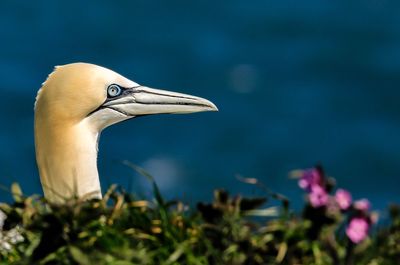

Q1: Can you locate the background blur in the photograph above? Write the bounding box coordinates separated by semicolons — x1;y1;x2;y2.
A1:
0;1;399;210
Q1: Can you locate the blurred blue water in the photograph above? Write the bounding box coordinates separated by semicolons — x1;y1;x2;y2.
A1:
1;1;399;210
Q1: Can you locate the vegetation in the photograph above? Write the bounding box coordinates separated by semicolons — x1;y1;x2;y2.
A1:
0;165;399;265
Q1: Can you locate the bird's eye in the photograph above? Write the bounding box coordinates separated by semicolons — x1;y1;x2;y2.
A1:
107;84;122;98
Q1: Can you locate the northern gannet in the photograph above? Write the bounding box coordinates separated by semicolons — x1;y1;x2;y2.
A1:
34;63;217;203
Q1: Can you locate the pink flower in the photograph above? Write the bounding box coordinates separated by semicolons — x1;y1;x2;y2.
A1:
346;217;370;243
354;199;370;212
308;185;329;208
335;189;352;210
298;168;322;192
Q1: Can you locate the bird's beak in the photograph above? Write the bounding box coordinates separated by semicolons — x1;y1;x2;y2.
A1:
103;86;218;117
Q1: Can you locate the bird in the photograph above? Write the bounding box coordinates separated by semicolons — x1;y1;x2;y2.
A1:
34;63;217;203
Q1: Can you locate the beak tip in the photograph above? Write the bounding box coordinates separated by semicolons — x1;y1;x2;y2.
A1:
206;101;218;112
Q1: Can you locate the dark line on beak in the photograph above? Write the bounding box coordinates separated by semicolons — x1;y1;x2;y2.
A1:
134;89;199;100
105;106;132;117
134;101;212;108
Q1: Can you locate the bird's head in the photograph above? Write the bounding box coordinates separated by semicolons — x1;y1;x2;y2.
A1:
35;63;217;130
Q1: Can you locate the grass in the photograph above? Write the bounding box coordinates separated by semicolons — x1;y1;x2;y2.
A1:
0;166;399;265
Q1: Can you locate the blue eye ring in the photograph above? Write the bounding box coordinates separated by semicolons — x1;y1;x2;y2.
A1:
107;84;122;98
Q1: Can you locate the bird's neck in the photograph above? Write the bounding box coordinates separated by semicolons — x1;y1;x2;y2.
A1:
35;118;102;203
